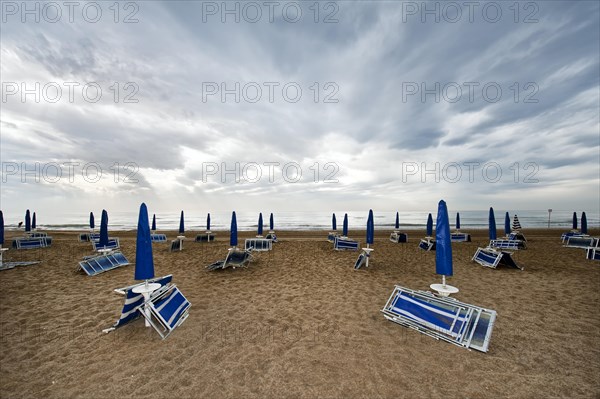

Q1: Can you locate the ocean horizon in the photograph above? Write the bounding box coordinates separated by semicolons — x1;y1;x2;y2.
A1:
3;209;597;232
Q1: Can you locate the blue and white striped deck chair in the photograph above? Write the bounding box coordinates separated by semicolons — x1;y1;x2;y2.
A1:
151;234;167;243
354;250;371;270
327;232;339;243
12;236;52;249
333;236;359;251
508;232;526;242
561;231;584;243
194;233;215;242
489;239;524;250
587;247;600;261
139;283;191;339
418;238;436;251
207;249;253;271
78;251;130;276
265;233;277;242
381;285;497;352
472;247;523;270
451;232;471;242
0;249;40;271
565;236;598;249
103;275;173;333
245;238;272;252
28;232;48;238
92;238;120;251
389;232;408;243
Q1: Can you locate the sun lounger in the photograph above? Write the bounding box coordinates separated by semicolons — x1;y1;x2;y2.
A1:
78;251;130;276
11;236;52;249
151;234;167;242
327;232;339;243
489;239;526;250
92;238;120;251
564;236;598;249
0;248;40;271
472;247;523;270
245;238;272;252
27;232;48;238
139;283;191;339
418;238;436;251
586;247;600;261
170;238;183;252
103;275;173;332
508;232;526;242
207;249;253;271
265;233;277;242
333;236;359;251
194;233;215;242
354;248;373;270
381;285;497;352
389;232;408;243
561;231;584;242
451;232;471;242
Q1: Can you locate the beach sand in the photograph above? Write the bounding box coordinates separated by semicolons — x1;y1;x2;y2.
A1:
1;228;599;398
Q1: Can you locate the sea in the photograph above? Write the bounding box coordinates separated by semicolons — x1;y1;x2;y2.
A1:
4;210;598;232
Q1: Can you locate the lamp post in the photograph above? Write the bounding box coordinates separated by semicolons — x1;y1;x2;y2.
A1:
547;209;552;228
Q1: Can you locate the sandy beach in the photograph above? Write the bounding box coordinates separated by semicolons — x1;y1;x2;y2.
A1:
0;228;598;398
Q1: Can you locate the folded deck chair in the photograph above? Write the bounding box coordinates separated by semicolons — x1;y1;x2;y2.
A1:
151;234;167;243
11;236;52;249
451;232;471;242
170;238;183;252
472;247;523;270
389;232;408;243
327;232;339;243
245;238;272;252
489;239;525;250
418;238;436;251
28;232;48;238
354;248;373;270
334;236;359;251
265;233;277;242
0;249;40;271
207;249;253;271
586;247;600;261
561;231;585;242
565;236;598;249
381;285;497;353
508;232;526;242
78;233;91;242
103;275;173;333
92;238;120;251
194;233;215;242
139;283;191;339
78;251;130;276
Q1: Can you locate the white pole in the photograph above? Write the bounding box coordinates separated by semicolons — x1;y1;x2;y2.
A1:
442;275;446;288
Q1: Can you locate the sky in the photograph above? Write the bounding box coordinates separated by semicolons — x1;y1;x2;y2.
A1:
1;0;599;218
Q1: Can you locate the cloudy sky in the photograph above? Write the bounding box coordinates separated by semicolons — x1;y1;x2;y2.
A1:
1;0;599;218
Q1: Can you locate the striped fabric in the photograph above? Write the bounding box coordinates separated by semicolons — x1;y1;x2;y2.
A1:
512;215;522;231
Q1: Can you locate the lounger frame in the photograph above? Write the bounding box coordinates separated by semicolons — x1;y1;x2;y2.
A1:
245;238;272;252
139;284;191;339
334;236;359;251
389;232;408;243
78;251;130;276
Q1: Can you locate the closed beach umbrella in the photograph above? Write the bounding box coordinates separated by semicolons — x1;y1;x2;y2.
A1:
504;212;510;236
0;210;4;246
230;211;238;247
581;212;587;235
343;214;349;237
395;212;400;230
135;203;155;281
151;214;156;231
366;209;374;245
32;212;36;229
99;210;109;248
269;213;274;231
90;212;95;230
456;213;460;230
572;212;577;230
206;213;211;231
258;213;263;236
178;211;185;234
426;213;433;237
25;210;31;232
435;200;453;279
332;213;337;231
512;215;522;231
488;207;497;241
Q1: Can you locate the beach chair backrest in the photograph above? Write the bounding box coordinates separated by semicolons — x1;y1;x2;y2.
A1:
565;236;598;249
354;252;367;270
489;239;521;250
78;251;130;276
586;248;600;261
141;284;191;339
92;238;120;251
12;237;52;249
195;233;215;242
170;239;182;252
244;238;272;252
418;239;435;251
472;248;502;268
151;234;167;243
334;237;359;251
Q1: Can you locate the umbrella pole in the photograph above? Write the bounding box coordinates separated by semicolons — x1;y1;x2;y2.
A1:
366;243;370;267
442;275;446;288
